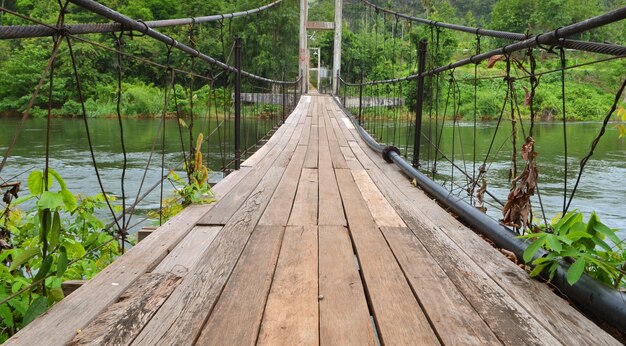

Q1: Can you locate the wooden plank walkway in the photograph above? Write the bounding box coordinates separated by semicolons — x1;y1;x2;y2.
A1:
8;95;620;345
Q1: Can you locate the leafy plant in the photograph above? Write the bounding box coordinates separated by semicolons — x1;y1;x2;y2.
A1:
150;133;215;223
0;170;120;341
520;210;625;287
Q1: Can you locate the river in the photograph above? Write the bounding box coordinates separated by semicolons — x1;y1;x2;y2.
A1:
0;116;270;232
1;116;625;240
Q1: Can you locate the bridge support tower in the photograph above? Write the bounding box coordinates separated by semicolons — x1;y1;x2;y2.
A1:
299;0;343;95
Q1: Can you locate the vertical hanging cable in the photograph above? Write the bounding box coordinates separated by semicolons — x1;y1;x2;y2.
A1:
471;34;480;204
159;46;174;225
559;46;568;215
506;56;517;182
113;30;128;252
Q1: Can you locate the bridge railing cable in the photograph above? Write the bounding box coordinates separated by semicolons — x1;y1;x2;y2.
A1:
344;6;626;87
0;0;283;39
339;2;626;332
62;0;294;85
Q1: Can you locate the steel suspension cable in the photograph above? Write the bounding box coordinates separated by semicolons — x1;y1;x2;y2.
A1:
0;0;284;39
344;6;626;87
65;0;297;85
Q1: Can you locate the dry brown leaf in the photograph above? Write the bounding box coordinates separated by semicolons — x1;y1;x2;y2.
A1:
486;54;506;68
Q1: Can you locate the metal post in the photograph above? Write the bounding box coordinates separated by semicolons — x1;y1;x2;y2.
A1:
293;78;298;109
281;71;286;123
412;38;428;168
234;36;242;170
358;72;364;125
342;77;347;106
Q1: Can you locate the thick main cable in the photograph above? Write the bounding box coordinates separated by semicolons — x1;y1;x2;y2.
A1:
344;6;626;86
65;0;296;85
0;0;283;39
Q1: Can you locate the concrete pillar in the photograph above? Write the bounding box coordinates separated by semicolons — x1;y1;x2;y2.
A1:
299;0;308;93
332;0;343;95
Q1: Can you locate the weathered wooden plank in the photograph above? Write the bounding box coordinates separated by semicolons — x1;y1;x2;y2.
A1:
196;225;286;346
319;225;376;345
334;169;440;345
6;205;210;346
332;109;356;142
340;146;362;171
199;125;298;225
258;145;307;226
318;135;347;227
131;167;285;345
353;131;620;345
349;145;562;345
351;170;405;228
299;116;312;145
288;168;318;226
152;226;221;277
257;225;319;346
381;226;501;345
303;126;319;169
69;273;181;346
330;118;349;147
348;141;377;170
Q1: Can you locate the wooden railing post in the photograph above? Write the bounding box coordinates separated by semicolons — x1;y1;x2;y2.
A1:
412;38;428;168
234;36;242;170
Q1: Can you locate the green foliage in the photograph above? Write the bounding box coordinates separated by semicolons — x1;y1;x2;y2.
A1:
150;133;215;223
520;211;625;287
0;170;121;341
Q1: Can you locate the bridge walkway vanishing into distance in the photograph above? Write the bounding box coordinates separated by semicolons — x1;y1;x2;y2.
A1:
7;95;621;345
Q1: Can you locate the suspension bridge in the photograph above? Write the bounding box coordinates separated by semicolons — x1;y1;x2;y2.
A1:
1;0;626;345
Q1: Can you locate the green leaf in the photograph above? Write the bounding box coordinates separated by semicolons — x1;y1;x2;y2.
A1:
529;262;549;277
48;286;64;302
593;222;621;245
34;256;53;282
9;247;40;271
57;248;67;278
546;235;562;253
21;297;48;327
591;236;612;252
39;209;51;244
12;194;35;206
567;257;586;286
63;239;85;258
557;211;583;234
0;304;14;328
37;191;64;210
563;231;592;241
523;238;545;263
49;211;61;249
47;168;67;191
27;170;44;195
61;189;76;211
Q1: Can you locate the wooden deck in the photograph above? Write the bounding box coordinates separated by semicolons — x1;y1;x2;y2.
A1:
8;95;620;345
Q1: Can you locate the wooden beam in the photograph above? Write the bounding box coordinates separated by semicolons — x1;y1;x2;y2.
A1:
307;21;335;30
